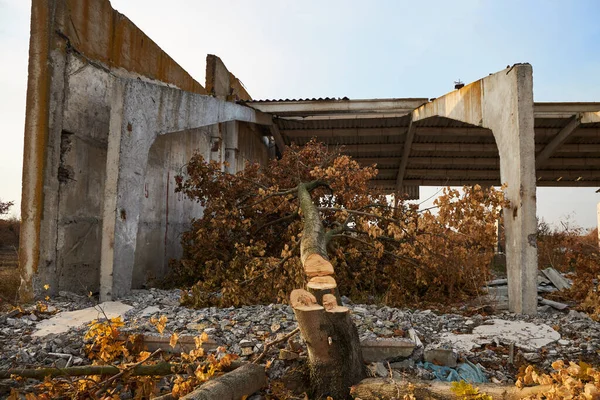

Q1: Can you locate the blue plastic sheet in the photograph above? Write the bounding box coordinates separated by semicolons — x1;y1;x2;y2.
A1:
418;360;488;383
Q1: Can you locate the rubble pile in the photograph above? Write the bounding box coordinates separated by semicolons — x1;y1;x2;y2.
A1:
1;267;598;395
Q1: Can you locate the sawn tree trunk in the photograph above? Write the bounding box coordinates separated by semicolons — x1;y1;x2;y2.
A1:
290;182;365;399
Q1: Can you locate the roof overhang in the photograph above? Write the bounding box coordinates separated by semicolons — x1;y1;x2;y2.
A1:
243;96;600;197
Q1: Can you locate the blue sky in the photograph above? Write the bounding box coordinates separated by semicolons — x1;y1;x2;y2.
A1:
0;0;599;227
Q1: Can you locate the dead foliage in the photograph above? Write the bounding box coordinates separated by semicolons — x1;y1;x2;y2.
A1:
0;199;19;307
517;361;600;399
167;140;507;308
7;315;239;399
538;222;600;320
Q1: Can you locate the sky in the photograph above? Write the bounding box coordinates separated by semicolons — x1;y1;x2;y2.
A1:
0;0;599;228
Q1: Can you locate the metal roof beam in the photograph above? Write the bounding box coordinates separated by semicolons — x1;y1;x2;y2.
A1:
536;114;581;168
282;126;492;138
372;178;600;188
395;118;416;190
270;119;287;157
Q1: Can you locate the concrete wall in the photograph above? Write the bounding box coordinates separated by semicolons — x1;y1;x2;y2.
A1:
20;0;270;300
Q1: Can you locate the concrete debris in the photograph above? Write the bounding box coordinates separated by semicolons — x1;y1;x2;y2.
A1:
2;287;599;391
32;301;133;337
538;298;569;310
140;305;161;317
487;278;508;286
541;267;572;291
361;338;416;363
408;327;423;348
424;346;457;368
484;269;573;312
439;319;560;352
390;358;415;370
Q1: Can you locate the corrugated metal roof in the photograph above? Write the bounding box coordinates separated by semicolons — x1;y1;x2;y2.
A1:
248;97;600;190
241;97;350;103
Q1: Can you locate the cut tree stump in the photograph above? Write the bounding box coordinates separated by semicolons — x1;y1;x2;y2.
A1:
290;182;366;399
307;275;341;305
291;289;364;399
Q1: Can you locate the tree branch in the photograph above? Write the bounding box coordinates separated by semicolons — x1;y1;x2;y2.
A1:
252;327;300;364
330;234;423;270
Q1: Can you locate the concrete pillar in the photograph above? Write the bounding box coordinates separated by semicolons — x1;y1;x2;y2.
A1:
224;122;240;174
412;64;538;315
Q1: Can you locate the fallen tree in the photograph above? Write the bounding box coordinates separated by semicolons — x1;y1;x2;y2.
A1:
180;363;266;400
290;181;366;398
170;140;506;397
171;140;507;309
0;359;245;380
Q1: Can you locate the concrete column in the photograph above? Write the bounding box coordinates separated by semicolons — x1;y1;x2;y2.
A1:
223;121;240;174
100;81;157;300
412;64;538;315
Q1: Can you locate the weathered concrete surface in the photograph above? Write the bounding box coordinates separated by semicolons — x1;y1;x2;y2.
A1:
20;0;271;302
413;64;538;315
99;79;270;300
439;318;560;352
205;54;252;101
361;338;415;362
32;301;133;337
20;0;209;301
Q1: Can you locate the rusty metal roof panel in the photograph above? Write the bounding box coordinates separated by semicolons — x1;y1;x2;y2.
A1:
242;97;350;103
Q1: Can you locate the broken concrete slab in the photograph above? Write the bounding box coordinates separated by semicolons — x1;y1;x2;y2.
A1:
361;338;415;362
439;318;560;352
408;328;423;348
32;301;133;337
424;347;457;368
140;306;161;317
541;268;572;290
486;286;509;297
538;297;569;310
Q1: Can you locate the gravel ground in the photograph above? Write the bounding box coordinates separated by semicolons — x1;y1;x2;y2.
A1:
1;288;599;395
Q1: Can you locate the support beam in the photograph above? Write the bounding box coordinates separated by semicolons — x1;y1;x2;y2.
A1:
535;114;581;168
374;178;600;187
412;64;538;315
278;126;600;139
382;168;599;180
270;120;287;156
282;126;491;138
396;118;416;190
245;98;428;117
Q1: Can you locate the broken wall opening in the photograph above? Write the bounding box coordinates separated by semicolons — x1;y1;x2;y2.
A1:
132;128;211;288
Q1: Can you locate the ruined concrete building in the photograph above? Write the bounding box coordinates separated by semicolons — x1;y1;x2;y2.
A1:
19;0;600;315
